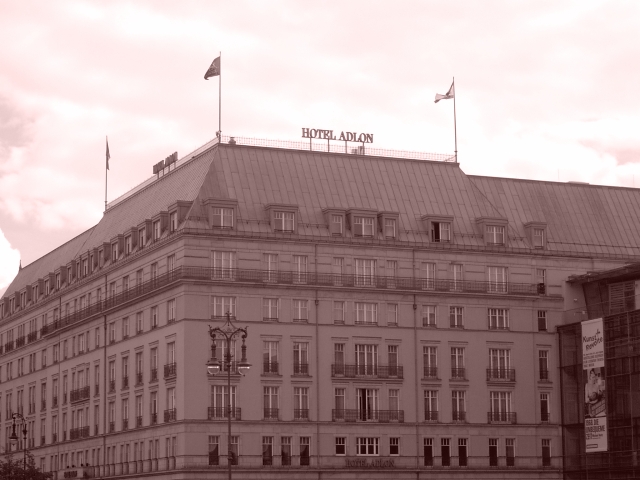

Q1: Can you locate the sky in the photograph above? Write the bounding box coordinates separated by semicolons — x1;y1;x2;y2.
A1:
1;0;640;295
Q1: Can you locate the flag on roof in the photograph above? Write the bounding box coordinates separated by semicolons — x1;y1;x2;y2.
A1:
106;137;110;170
434;81;455;103
204;56;221;80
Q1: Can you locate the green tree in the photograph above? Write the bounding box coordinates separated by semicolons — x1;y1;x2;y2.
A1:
0;453;52;480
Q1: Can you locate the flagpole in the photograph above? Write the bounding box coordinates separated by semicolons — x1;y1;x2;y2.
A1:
453;77;458;163
218;51;222;139
105;136;108;211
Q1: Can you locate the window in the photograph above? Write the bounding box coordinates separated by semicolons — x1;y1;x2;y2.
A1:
542;439;551;467
423;346;437;378
424;438;434;466
280;436;291;465
334;388;345;416
263;387;279;419
421;262;436;290
111;243;118;263
356;388;378;420
331;215;343;235
293;342;309;375
452;390;466;422
230;436;239;465
389;437;399;456
533;228;544;248
274;211;295;232
488;266;507;293
355;259;376;286
292;299;308;322
122;317;129;339
292;255;307;284
335;437;346;456
488;308;509;330
355;302;377;325
384;218;396;238
356;437;379;456
210;385;236;416
539;350;549;380
333;301;345;324
334;344;345;375
263;341;279;374
208;436;219;465
458;438;468;467
151;306;158;329
506;438;515;466
167;254;175;272
449;306;463;328
431;222;451;242
264;253;278;282
150;347;158;381
422;305;436;327
167;299;176;323
451;347;465;379
109;322;116;343
151;263;158;281
489;391;513;422
540;393;550;422
424;390;438;421
332;257;343;285
387;304;398;326
388;345;399;377
262;436;273;465
389;389;399;414
441;438;450;467
451;263;463;291
263;298;279;321
212;296;236;318
355;344;378;375
153;220;161;240
125;235;132;255
536;268;546;286
138;228;146;249
294;387;309;419
212;207;233;228
136;312;143;333
353;216;374;237
169;211;178;232
486;225;505;245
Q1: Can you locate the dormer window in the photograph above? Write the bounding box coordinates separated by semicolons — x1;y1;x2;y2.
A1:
353;217;375;237
524;222;547;250
212;208;233;228
83;259;88;276
533;228;544;248
20;292;26;308
331;215;343;235
153;220;161;240
139;228;146;249
56;273;61;290
125;235;132;255
274;211;295;232
432;222;451;242
169;211;178;232
89;254;94;272
45;280;50;296
111;243;118;262
32;285;38;302
486;225;505;245
383;218;397;238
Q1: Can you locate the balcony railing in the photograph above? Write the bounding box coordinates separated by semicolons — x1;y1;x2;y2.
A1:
486;368;516;382
294;409;309;420
35;266;544;338
331;364;403;379
164;363;177;379
208;407;241;420
164;408;177;422
540;369;549;380
332;409;405;422
423;367;438;379
122;376;129;389
452;411;466;422
135;373;143;386
52;396;58;408
488;411;517;424
151;413;158;425
70;426;90;440
27;332;37;343
136;416;143;427
293;363;309;375
109;422;115;433
94;384;99;396
41;400;46;411
70;386;90;403
109;380;115;393
122;419;129;430
424;410;438;422
4;341;14;352
451;368;466;380
541;412;550;423
52;433;57;443
150;368;158;382
263;408;279;420
16;336;25;347
263;362;279;375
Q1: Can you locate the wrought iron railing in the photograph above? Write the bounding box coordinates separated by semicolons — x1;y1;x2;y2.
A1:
486;368;516;382
450;368;466;380
164;363;177;379
424;410;438;422
452;411;466;422
487;412;517;424
332;409;404;422
294;409;309;420
164;408;177;422
331;364;403;379
293;363;309;375
423;367;438;379
208;407;241;420
263;408;279;420
70;386;90;403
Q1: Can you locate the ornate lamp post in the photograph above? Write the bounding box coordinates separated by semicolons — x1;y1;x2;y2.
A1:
9;412;28;470
207;312;251;480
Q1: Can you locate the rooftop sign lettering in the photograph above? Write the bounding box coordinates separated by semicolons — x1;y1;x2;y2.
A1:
302;128;373;144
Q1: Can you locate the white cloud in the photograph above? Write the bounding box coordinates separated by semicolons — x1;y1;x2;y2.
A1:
0;229;20;296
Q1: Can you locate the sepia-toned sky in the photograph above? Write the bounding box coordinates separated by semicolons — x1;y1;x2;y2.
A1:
1;0;640;295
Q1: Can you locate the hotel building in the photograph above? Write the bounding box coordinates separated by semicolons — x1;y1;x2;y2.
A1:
1;136;640;479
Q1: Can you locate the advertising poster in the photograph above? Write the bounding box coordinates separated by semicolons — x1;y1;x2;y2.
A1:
582;318;607;453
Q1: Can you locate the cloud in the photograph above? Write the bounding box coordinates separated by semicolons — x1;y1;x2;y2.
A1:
0;228;20;296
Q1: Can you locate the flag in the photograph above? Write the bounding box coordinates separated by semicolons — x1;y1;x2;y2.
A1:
204;56;221;80
435;81;455;103
106;137;110;170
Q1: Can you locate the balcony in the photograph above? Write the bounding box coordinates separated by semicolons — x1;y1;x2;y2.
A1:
331;364;403;379
4;341;14;352
135;372;143;386
122;418;129;430
28;403;35;415
32;266;544;338
41;400;46;412
486;368;516;382
263;408;280;420
52;397;58;408
541;412;550;423
208;407;241;420
150;413;158;425
164;408;176;422
70;426;90;440
109;422;115;433
136;416;143;427
164;363;177;379
452;411;466;422
94;425;99;436
27;332;37;343
332;409;405;422
70;386;90;403
450;368;466;380
488;411;517;424
122;376;129;389
423;367;438;380
540;369;549;381
294;409;309;420
16;336;25;347
424;410;438;422
293;363;309;375
94;385;99;396
108;380;115;393
52;433;57;443
263;362;279;375
150;368;158;382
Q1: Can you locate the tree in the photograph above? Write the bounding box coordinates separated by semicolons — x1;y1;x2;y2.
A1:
0;453;52;480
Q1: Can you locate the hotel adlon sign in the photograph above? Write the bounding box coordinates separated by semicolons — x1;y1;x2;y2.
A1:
302;127;374;143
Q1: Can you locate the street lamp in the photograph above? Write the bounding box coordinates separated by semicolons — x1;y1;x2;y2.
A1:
9;412;28;470
207;312;251;480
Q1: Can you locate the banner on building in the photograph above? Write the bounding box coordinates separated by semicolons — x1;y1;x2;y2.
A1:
582;317;607;453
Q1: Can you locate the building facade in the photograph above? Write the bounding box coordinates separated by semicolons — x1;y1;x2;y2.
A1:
2;136;640;479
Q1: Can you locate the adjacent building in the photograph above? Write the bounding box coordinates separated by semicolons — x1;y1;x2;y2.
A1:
1;135;640;479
